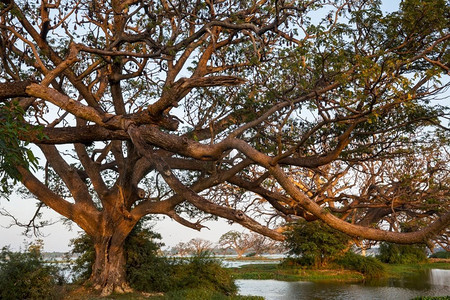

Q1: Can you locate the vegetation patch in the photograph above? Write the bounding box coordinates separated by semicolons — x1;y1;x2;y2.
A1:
63;286;260;300
430;251;450;259
378;242;428;264
161;289;263;300
169;253;237;295
231;263;364;282
411;297;450;300
385;262;450;278
335;252;386;278
0;245;64;300
230;258;450;284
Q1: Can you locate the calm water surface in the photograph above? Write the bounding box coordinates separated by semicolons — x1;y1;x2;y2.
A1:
236;269;450;300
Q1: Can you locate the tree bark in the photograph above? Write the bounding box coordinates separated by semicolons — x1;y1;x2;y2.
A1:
86;194;137;296
0;80;33;100
90;233;132;296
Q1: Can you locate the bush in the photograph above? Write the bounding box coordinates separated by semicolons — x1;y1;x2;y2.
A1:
280;256;315;267
378;242;427;264
429;251;450;259
0;246;64;300
336;252;385;278
70;233;94;282
124;226;172;292
170;252;237;295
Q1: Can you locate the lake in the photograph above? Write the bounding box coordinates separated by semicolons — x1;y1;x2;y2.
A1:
236;269;450;300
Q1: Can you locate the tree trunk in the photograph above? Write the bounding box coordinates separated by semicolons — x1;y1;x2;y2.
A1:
236;249;245;258
89;235;132;296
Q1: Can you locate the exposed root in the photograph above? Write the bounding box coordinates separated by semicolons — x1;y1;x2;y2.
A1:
99;282;133;297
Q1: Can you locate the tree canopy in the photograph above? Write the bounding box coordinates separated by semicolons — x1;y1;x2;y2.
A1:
284;220;351;267
219;230;254;258
0;0;449;295
219;230;279;257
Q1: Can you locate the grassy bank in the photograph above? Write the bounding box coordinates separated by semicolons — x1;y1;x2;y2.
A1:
386;261;450;278
62;286;264;300
220;256;281;262
230;260;450;282
230;263;364;282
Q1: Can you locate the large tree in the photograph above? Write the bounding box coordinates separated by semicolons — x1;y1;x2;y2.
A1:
219;230;279;257
219;231;254;258
0;0;449;295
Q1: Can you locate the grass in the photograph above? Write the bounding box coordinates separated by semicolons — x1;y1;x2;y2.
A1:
158;289;263;300
411;297;450;300
62;286;263;300
230;260;450;283
221;256;280;262
230;263;364;282
385;261;450;278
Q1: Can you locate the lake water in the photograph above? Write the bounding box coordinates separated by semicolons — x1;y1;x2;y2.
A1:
236;269;450;300
223;260;280;268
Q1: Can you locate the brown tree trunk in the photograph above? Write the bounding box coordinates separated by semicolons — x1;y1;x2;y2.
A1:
236;249;246;258
89;234;132;296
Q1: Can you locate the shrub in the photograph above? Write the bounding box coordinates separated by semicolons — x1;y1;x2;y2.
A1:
378;242;427;264
170;252;237;295
280;256;315;267
0;246;64;300
70;233;94;282
336;252;385;278
124;226;172;292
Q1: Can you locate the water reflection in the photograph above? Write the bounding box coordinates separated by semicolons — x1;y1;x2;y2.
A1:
430;269;450;287
236;269;450;300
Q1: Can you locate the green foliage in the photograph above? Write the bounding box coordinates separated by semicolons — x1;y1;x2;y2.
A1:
336;252;385;278
70;233;95;282
124;224;172;292
283;220;351;268
430;251;450;259
170;253;237;295
0;101;41;194
0;245;64;300
378;242;428;264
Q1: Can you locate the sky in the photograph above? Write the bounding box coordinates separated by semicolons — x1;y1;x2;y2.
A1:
0;0;403;253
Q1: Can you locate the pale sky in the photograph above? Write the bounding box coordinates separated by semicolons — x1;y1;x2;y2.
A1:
0;0;402;253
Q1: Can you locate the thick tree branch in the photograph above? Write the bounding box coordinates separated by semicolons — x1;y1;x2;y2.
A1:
269;164;450;244
17;166;100;236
